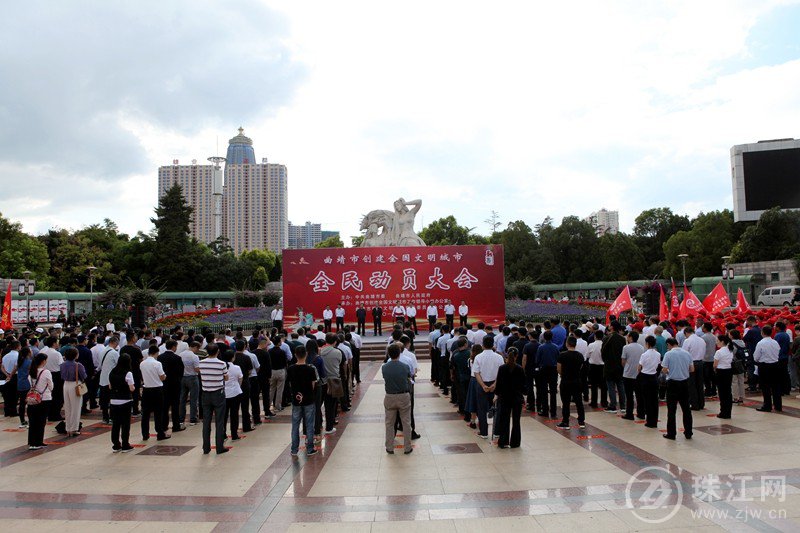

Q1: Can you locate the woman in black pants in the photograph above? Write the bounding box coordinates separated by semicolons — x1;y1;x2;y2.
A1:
222;351;244;440
27;353;52;451
714;335;734;419
109;353;135;452
494;348;525;448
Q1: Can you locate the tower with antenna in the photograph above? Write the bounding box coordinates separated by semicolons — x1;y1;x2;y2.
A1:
207;155;226;241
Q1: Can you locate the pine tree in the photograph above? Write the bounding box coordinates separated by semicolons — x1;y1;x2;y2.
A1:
150;184;205;290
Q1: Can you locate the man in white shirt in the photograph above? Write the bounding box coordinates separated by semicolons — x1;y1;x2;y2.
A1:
426;302;438;333
586;329;606;408
179;342;201;425
473;336;504;438
405;304;417;334
348;327;363;384
436;326;453;395
1;341;20;418
314;325;326;341
322;306;333;333
681;328;706;410
335;304;345;332
140;345;169;441
392;302;406;327
41;337;65;422
105;321;116;333
444;300;456;330
271;306;284;331
472;323;487;347
98;336;120;424
754;325;782;412
638;335;661;428
458;300;469;327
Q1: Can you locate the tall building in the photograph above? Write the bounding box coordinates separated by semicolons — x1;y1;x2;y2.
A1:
287;222;340;249
157;161;218;243
157;128;288;255
585;208;619;236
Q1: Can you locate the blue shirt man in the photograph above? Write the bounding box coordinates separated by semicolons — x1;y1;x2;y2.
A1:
551;322;567;350
775;329;791;361
535;341;560;369
662;347;693;381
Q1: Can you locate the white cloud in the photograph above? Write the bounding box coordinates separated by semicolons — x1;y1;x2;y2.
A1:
2;0;799;242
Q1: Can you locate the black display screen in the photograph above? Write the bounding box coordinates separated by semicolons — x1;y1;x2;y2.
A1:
743;147;800;211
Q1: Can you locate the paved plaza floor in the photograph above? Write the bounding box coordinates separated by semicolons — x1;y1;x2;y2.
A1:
1;361;799;532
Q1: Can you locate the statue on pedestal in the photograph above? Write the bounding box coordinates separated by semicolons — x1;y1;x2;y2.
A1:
359;198;425;247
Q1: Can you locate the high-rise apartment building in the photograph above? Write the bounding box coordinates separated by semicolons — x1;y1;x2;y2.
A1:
157;128;288;255
287;222;341;249
584;208;619;236
157;161;218;243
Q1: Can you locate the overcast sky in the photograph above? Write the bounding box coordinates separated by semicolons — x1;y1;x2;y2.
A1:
2;0;799;243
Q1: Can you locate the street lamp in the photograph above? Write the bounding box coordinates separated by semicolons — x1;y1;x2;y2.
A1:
722;255;732;300
22;270;31;323
678;254;689;288
87;266;97;313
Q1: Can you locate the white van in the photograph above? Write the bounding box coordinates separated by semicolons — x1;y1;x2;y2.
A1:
756;286;800;307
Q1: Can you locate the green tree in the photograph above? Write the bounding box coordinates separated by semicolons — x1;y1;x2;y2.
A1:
118;232;156;286
150;184;206;290
540;216;598;282
596;233;646;281
633;207;691;275
663;210;736;281
730;207;800;262
252;266;269;289
490;221;539;282
315;235;344;248
419;216;483;246
269;255;282;281
240;249;278;275
351;235;365;247
0;212;50;287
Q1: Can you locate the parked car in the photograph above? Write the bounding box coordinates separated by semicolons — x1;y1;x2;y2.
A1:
756;286;800;307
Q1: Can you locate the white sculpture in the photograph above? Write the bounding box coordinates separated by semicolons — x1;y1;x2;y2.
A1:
360;198;426;247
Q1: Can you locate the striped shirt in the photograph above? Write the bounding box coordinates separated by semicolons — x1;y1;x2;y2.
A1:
199;357;228;391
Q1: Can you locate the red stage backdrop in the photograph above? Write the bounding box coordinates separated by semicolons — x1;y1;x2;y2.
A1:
282;244;505;329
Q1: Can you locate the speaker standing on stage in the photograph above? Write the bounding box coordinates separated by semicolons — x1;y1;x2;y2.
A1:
458;301;469;327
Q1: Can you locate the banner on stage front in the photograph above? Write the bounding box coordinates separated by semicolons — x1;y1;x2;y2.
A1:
282;245;505;329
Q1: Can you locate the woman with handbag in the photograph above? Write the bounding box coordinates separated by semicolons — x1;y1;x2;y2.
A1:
730;330;747;403
60;347;88;437
27;353;53;450
713;335;735;419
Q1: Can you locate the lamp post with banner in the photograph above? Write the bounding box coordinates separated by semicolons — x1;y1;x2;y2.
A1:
20;270;34;323
678;254;689;288
722;256;732;301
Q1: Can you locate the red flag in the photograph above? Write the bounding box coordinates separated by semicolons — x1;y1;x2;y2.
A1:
670;278;680;311
659;284;669;322
607;286;633;324
735;289;751;314
679;286;703;319
703;282;731;314
0;282;12;330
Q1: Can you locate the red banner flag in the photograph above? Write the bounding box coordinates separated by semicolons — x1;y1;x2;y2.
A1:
703;282;731;314
607;286;633;323
0;282;12;330
679;286;703;319
735;288;752;314
670;278;680;311
659;284;669;322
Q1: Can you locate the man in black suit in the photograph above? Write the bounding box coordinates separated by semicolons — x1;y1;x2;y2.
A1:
372;306;383;336
159;339;185;432
356;305;367;336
